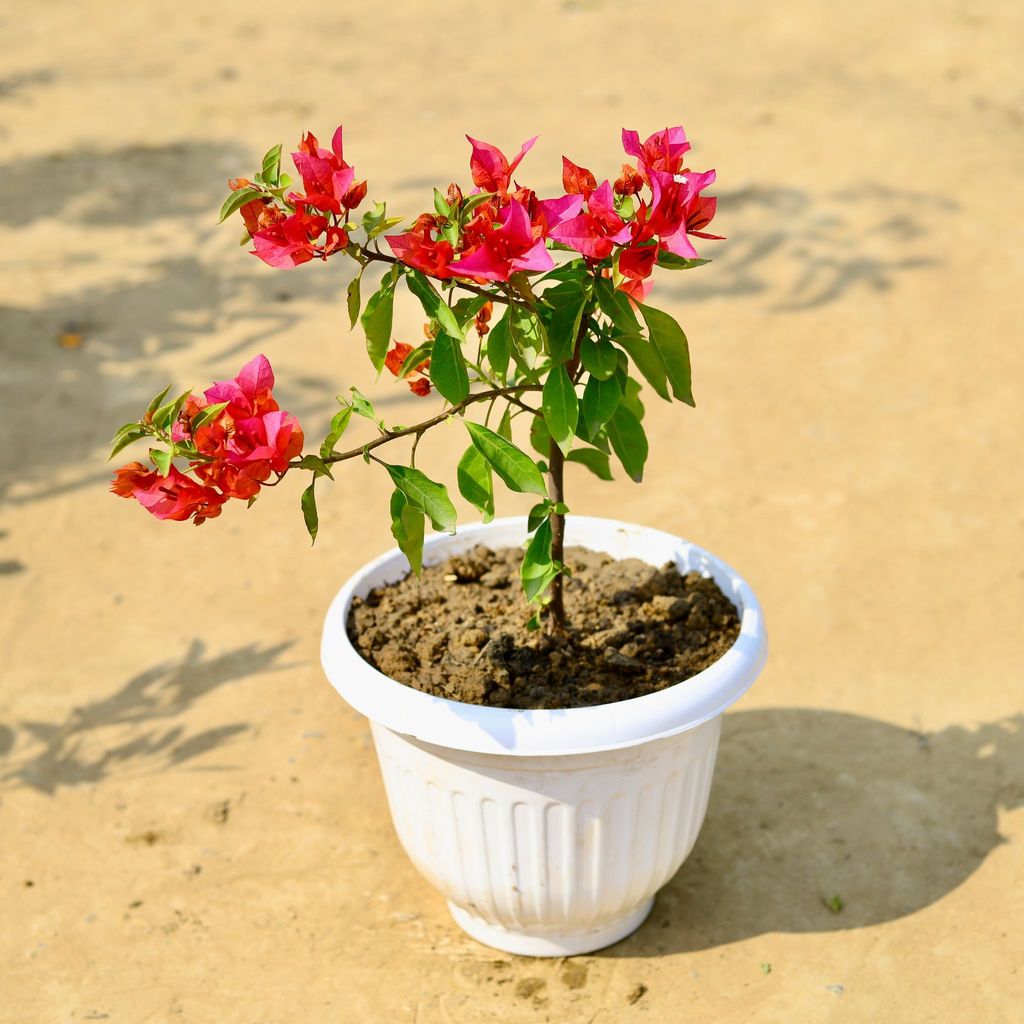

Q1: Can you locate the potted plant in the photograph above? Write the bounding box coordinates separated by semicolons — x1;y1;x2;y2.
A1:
109;123;767;956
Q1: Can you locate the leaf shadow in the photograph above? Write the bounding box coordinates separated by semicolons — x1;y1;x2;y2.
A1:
0;638;295;794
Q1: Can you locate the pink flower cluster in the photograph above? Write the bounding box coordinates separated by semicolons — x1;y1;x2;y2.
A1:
111;355;303;524
549;127;721;301
249;128;367;268
382;126;719;299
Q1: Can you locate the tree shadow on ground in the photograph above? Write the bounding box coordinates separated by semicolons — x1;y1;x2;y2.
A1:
661;183;953;310
0;637;294;795
609;707;1022;956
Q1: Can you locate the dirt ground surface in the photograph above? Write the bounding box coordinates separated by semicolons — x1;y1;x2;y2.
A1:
2;1;1022;1021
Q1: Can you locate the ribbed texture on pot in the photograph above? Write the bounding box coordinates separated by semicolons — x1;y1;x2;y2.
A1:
371;716;721;941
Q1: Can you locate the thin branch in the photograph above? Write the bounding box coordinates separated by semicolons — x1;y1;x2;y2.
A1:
308;384;542;468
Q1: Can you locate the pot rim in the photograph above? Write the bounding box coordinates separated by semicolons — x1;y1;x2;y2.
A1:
320;515;767;757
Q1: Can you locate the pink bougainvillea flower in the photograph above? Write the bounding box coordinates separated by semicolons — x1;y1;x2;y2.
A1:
385;214;456;279
111;463;227;524
252;211;328;268
448;198;554;282
203;353;280;419
618;242;657;282
561;156;597;198
290;126;366;214
648;167;720;258
466;134;538;195
548;180;630;261
228;177;286;238
622;125;691;180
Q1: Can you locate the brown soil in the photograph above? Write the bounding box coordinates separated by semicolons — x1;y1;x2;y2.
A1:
346;545;741;709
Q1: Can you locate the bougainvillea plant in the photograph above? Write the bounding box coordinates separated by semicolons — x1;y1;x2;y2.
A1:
110;124;720;630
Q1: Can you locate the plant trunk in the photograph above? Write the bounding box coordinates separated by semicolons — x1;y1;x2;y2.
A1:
548;442;566;633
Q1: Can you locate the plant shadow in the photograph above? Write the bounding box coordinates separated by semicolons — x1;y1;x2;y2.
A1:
607;707;1022;956
0;637;294;795
660;183;953;309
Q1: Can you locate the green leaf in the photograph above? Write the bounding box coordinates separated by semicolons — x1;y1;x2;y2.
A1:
607;405;648;482
218;186;264;225
458;191;497;218
301;481;318;544
397;342;433;379
540;280;589;364
146;385;172;418
656;252;711;270
520;518;557;603
527;501;551;534
320;403;353;458
190;400;230;432
429;332;470;405
638;303;694;406
486;311;511;384
542;365;578;455
109;424;147;460
566;446;613;480
613;331;670;401
594;276;640;334
465;422;547;497
456;445;494;522
151;389;192;432
433;188;452;219
451;294;489;329
621;375;646;421
261;143;283;187
295;454;334;479
581;374;621;437
510;307;545;356
405;270;463;340
529;414;552;458
390;489;425;574
350;387;383;429
362;201;403;240
150;447;172;476
360;268;399;373
579;336;618;380
346;273;362;329
496;406;513;441
386;464;457;533
541;258;590;284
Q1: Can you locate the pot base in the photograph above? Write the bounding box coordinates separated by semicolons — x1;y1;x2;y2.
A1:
447;897;655;957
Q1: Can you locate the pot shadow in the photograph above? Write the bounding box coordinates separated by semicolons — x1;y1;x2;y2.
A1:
606;707;1023;956
0;637;294;795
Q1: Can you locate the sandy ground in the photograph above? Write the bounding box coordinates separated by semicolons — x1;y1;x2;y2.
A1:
2;0;1023;1020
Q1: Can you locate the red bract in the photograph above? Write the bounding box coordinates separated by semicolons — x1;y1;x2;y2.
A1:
448;199;554;282
614;163;643;197
386;215;456;279
548;180;631;261
561;156;597;198
229;177;285;236
466;135;537;196
252;211;328;268
111;463;227;524
385;341;432;396
622;126;691;180
291;126;367;215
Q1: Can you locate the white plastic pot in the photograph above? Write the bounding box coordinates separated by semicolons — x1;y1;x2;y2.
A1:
321;516;767;956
